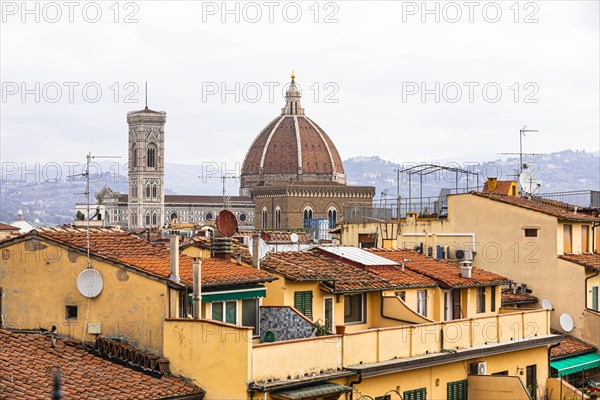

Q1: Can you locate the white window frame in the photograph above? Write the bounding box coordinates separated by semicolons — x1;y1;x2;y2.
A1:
417;290;427;317
323;296;335;332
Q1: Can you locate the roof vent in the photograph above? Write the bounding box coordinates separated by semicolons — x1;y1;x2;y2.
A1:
460;261;472;278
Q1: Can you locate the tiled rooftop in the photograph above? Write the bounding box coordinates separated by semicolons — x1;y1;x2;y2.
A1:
0;223;19;231
471;192;600;222
0;328;204;399
366;248;512;288
501;289;539;305
6;228;274;288
550;334;597;359
237;230;313;244
559;253;600;272
262;250;437;292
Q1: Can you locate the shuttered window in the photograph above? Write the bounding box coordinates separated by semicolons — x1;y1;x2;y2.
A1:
582;225;590;252
294;291;313;319
564;224;573;253
447;379;467;400
404;388;427;400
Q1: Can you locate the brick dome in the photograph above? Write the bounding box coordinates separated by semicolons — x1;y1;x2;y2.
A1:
241;74;346;193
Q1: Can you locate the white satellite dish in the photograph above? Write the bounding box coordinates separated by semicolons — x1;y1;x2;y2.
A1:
541;299;553;310
77;269;104;298
290;233;299;243
248;238;270;260
519;172;542;195
559;313;574;332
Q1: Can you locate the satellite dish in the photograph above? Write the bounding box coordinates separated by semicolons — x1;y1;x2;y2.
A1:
290;233;299;243
248;237;270;260
541;299;553;310
559;313;574;332
519;172;542;195
215;210;238;237
77;269;104;298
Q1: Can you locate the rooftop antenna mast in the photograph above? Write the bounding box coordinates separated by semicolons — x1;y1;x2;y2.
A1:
69;152;120;269
500;125;540;175
199;174;240;209
145;81;148;109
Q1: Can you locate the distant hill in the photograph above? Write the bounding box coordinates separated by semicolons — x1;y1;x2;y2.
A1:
1;150;598;226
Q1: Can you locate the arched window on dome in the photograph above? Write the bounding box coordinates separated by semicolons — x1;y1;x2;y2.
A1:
275;206;281;230
303;206;313;229
147;145;156;168
262;207;268;229
328;207;338;227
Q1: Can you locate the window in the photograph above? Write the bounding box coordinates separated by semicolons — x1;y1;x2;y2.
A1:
65;305;78;319
324;297;334;332
152;185;158;199
582;225;590;252
344;293;365;324
146;185;151;199
404;388;427;400
152;213;157;226
238;213;247;222
417;290;427;316
147;146;156;168
328;208;337;227
395;291;406;301
592;286;599;311
294;291;313;319
211;301;237;325
145;214;151;226
275;207;281;229
477;287;486;313
242;299;259;336
564;224;573;253
170;212;178;221
447;380;467;400
131;144;137;168
303;207;313;228
262;208;268;229
205;212;214;222
491;286;496;312
524;228;538;237
526;364;537;400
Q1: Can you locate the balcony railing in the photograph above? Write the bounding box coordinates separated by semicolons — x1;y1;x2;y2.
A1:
250;309;551;382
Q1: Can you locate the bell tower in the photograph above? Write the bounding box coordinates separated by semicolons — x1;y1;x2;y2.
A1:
127;106;166;229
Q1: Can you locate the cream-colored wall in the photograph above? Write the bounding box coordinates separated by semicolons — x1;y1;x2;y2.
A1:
557;221;594;255
0;240;169;354
468;375;531;399
163;319;252;400
352;346;549;400
547;378;591;400
586;271;600;311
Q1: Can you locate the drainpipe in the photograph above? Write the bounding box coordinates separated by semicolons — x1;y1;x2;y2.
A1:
169;230;181;282
193;257;202;319
348;373;363;400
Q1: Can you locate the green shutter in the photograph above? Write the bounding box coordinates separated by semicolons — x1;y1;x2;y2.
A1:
293;291;313;319
404;388;426;400
447;380;467;400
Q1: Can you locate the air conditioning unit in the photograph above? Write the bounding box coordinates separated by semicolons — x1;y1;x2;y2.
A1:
455;249;473;261
469;361;487;375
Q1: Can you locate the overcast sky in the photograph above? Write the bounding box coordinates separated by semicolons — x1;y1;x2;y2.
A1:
1;0;599;171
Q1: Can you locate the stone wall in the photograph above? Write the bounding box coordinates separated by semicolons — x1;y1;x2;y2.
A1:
259;306;315;342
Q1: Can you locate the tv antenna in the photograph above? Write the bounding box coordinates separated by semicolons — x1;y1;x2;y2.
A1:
199;173;240;209
69;152;120;269
499;126;540;175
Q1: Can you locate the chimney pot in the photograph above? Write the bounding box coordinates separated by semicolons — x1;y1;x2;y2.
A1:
169;231;180;282
460;261;472;278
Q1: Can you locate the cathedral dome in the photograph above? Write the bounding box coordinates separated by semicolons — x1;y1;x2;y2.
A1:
241;73;346;193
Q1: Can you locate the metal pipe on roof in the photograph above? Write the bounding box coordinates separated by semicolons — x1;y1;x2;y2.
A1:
169;231;180;282
192;257;202;319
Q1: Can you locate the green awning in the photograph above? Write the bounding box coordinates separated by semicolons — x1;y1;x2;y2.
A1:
551;352;600;377
271;383;352;400
191;286;266;304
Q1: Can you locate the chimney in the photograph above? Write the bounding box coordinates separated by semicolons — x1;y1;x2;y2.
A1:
211;237;233;260
192;257;202;319
460;261;472;278
252;232;260;269
431;234;437;259
169;230;180;282
235;253;242;265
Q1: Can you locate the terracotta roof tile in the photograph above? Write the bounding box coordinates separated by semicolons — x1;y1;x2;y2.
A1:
14;228;274;287
550;335;597;359
0;223;20;230
501;289;539;305
262;250;436;292
0;328;203;399
559;253;600;272
471;192;600;222
366;249;512;288
237;230;313;244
